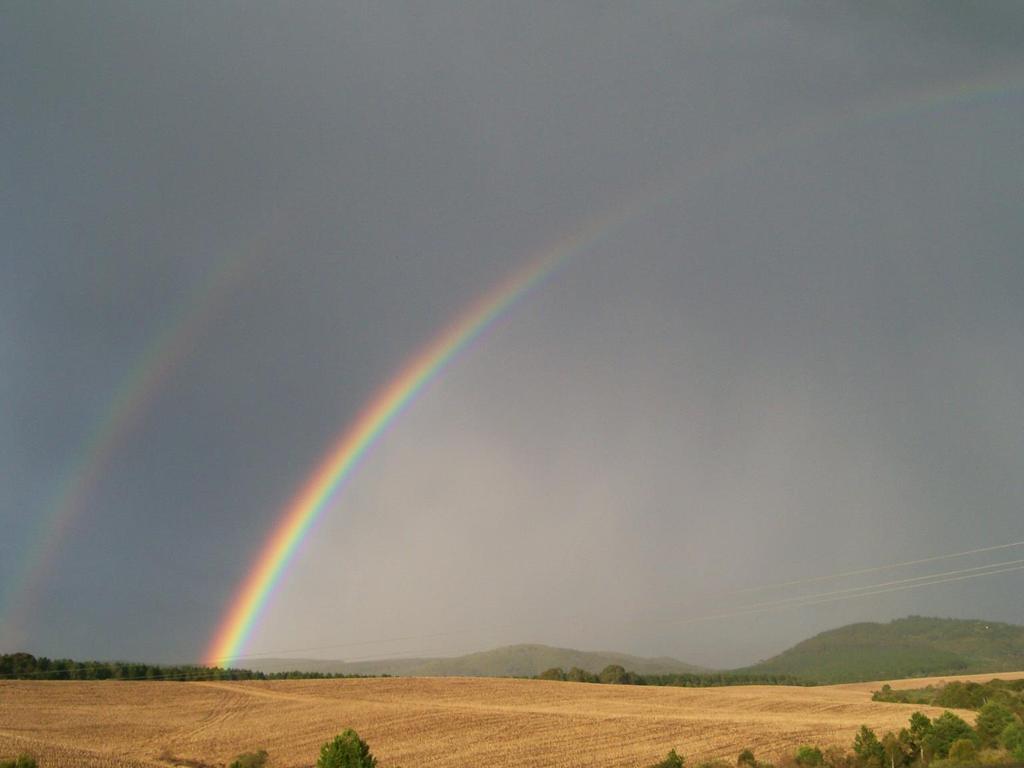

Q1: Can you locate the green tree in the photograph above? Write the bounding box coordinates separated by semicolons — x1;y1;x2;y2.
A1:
936;682;990;711
906;712;933;762
824;745;857;768
651;749;685;768
975;701;1015;747
599;664;631;685
317;729;377;768
946;739;975;765
738;749;757;768
1000;722;1024;762
538;667;566;681
854;726;885;768
796;746;824;766
566;666;596;683
229;749;269;768
881;732;909;768
922;712;975;759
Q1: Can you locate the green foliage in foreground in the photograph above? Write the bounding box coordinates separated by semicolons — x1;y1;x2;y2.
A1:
13;709;1018;768
651;749;685;768
205;711;1011;768
796;746;824;766
647;708;1024;768
317;729;378;768
977;704;1019;747
229;749;269;768
926;712;978;759
1000;722;1024;762
0;652;377;682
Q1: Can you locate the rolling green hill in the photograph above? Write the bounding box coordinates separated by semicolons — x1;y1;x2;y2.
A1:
248;643;705;678
741;616;1024;683
245;617;1024;683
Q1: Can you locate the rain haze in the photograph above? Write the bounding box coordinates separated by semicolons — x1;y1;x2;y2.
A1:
2;2;1023;669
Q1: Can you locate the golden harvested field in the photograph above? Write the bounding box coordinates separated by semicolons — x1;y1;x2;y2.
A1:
834;669;1024;694
2;672;1019;768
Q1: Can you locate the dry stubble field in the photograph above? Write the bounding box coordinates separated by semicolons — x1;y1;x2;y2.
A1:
4;671;1024;768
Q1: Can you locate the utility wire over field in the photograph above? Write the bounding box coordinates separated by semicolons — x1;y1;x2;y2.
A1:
728;540;1024;596
206;539;1024;666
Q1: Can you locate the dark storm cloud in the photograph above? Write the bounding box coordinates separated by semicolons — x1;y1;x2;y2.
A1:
1;2;1022;665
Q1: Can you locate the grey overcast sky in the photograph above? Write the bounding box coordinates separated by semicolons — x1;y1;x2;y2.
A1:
2;2;1023;667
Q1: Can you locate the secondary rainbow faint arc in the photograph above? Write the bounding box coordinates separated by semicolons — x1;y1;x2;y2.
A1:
205;214;619;665
0;251;249;638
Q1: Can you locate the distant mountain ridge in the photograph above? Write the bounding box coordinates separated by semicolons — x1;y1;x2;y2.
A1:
247;643;705;677
242;617;1024;683
741;616;1024;683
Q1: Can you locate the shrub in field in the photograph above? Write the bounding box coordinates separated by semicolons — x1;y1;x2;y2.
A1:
565;666;597;682
796;746;824;766
599;664;631;684
651;748;685;768
1001;722;1024;761
538;667;566;681
925;712;977;759
976;702;1017;747
973;747;1016;766
0;756;37;768
229;749;269;768
823;745;857;768
947;738;977;764
317;729;377;768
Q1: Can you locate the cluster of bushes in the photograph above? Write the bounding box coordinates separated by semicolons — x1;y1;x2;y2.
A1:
874;680;1024;717
221;706;1024;768
536;664;810;687
227;730;378;768
3;731;378;768
6;710;1023;768
0;652;371;682
650;708;1024;768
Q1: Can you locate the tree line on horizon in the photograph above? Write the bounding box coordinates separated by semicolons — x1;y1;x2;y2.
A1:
1;652;810;686
535;663;813;687
0;652;374;682
873;679;1024;717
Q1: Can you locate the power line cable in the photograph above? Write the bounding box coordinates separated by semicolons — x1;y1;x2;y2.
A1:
210;540;1024;664
670;562;1024;628
4;560;1022;680
727;540;1024;596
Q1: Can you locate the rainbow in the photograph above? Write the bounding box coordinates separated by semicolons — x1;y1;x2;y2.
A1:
0;58;1015;656
0;250;250;642
861;62;1024;124
205;212;623;665
204;64;1024;666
